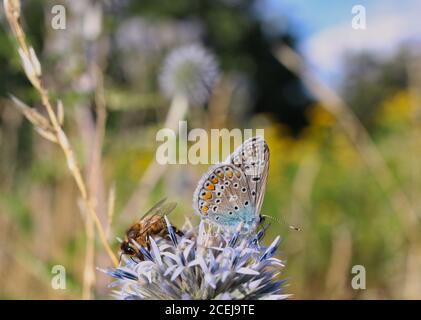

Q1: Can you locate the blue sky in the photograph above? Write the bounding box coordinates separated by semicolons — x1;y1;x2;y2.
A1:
259;0;351;39
258;0;421;85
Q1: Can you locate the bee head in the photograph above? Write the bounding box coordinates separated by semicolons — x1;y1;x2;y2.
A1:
120;241;136;256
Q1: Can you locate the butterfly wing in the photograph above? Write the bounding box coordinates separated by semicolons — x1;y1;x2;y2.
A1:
193;136;269;231
193;163;257;230
226;136;269;216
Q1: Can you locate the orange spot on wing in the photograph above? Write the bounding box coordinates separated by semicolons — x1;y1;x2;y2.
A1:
200;191;212;200
206;183;215;190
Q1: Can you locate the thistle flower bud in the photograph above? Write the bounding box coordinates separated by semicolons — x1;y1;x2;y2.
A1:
101;219;288;300
159;44;219;106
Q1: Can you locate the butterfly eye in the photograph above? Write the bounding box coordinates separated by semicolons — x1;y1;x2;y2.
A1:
252;177;260;182
234;206;239;211
224;181;230;186
217;192;222;197
215;216;220;221
252;190;256;197
228;211;233;215
220;185;224;190
244;201;249;206
233;183;239;188
241;187;247;193
224;167;229;171
212;206;218;212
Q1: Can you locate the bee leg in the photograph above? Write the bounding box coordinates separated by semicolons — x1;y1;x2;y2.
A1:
134;251;144;261
176;229;184;237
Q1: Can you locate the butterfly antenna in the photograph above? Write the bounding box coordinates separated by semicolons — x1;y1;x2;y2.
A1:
261;214;302;231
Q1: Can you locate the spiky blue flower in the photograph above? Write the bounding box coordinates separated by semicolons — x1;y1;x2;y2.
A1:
159;44;219;105
100;218;288;300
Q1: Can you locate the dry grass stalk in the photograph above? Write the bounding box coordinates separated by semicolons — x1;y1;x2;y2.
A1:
3;0;118;267
121;94;189;218
81;63;109;299
403;53;421;298
106;183;116;239
325;226;353;299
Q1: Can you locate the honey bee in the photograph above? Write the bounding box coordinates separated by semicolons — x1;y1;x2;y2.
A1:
120;198;183;260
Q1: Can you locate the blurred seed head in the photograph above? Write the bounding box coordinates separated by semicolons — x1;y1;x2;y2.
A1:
159;44;219;106
101;218;288;300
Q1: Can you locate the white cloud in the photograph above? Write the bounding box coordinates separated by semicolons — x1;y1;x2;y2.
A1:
301;10;421;83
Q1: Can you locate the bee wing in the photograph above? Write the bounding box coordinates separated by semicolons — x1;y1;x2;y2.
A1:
140;198;168;220
138;198;177;227
137;202;178;238
156;202;177;217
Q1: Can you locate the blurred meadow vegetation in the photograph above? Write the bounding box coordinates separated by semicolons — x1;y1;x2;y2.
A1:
0;0;420;299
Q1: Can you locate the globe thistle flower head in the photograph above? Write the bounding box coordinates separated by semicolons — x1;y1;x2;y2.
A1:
101;217;288;300
159;44;219;106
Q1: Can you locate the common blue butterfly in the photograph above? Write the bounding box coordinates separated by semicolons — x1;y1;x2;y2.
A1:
192;136;269;232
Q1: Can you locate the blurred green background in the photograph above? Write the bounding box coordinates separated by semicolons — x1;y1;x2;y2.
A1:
1;0;421;299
